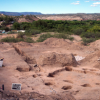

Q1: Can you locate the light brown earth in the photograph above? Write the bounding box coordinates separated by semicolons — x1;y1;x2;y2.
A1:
36;14;100;21
0;34;100;100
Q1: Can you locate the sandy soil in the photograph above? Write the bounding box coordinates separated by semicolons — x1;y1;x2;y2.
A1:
0;35;100;100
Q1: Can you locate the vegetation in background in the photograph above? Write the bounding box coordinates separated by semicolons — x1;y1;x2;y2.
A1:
1;32;34;43
37;33;74;42
82;38;95;45
25;29;41;36
1;15;100;44
1;36;24;43
37;33;53;42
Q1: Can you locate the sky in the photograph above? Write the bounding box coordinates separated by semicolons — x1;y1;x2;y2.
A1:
0;0;100;14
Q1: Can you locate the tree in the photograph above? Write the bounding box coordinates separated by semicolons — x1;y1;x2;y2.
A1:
13;22;20;30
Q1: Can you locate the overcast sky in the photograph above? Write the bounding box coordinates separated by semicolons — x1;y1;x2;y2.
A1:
0;0;100;14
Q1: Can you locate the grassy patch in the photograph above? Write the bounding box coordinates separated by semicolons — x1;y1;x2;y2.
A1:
82;37;95;45
1;33;34;43
1;36;24;43
25;29;41;36
37;33;53;42
37;33;74;42
24;37;34;43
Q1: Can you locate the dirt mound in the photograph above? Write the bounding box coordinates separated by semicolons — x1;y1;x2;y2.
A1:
43;37;84;51
80;50;100;69
43;38;73;47
89;40;100;50
38;52;78;67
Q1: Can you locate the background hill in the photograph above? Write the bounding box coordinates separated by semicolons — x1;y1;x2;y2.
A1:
0;11;42;16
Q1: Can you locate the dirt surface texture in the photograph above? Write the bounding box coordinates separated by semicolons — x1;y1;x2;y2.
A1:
0;36;100;100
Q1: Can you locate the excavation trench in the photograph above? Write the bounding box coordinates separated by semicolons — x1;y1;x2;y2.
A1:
12;45;38;71
13;45;37;64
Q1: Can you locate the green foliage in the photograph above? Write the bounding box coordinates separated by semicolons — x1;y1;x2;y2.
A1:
17;32;25;38
72;28;84;35
13;22;20;30
87;25;100;32
37;33;53;42
0;26;10;31
7;31;17;34
81;32;100;39
37;33;74;42
24;37;34;43
82;38;95;45
1;36;24;43
25;29;41;36
1;35;34;43
53;33;74;40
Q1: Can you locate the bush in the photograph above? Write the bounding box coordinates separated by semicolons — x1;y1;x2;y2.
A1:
72;28;84;35
7;31;17;34
37;33;53;42
25;29;41;36
24;37;34;43
81;32;100;39
54;33;74;40
1;36;24;43
82;37;95;45
37;33;74;42
17;32;25;38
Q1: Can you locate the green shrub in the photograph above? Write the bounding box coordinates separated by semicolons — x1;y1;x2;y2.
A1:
25;29;41;36
81;32;100;39
1;36;24;43
24;37;34;43
87;25;100;32
82;37;95;45
37;33;53;42
72;28;84;35
37;33;74;42
54;33;74;41
7;31;17;34
17;32;25;38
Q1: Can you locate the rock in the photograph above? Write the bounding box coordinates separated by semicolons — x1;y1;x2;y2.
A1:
65;66;72;71
16;65;30;72
32;74;37;78
45;82;53;86
81;84;91;87
63;80;73;83
62;86;72;90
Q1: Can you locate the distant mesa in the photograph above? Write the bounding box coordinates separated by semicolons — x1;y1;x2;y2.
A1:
0;11;42;16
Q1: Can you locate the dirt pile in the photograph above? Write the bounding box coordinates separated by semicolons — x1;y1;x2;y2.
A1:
43;38;73;47
80;50;100;69
43;37;84;51
38;52;78;67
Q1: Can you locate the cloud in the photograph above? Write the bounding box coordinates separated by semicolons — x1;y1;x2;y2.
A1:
91;4;97;6
93;2;100;4
71;1;80;5
85;1;89;2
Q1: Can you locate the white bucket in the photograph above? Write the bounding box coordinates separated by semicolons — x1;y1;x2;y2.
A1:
0;61;3;67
